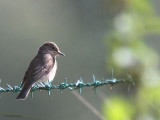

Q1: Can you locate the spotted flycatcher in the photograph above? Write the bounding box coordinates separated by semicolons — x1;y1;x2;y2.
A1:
16;42;64;100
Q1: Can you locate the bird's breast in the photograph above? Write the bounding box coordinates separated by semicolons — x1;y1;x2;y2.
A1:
36;60;57;85
48;60;57;82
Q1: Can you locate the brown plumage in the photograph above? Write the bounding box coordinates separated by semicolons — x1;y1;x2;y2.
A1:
16;42;64;100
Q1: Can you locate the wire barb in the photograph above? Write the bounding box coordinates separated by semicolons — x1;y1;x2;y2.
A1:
0;75;134;97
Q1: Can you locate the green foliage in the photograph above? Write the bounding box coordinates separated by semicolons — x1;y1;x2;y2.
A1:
103;96;135;120
104;0;160;119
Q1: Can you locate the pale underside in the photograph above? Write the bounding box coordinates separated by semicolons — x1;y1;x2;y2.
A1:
34;60;57;85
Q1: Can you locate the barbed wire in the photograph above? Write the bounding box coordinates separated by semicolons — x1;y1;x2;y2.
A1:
0;74;135;98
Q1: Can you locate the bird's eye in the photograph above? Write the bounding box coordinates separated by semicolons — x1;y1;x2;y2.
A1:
52;46;55;50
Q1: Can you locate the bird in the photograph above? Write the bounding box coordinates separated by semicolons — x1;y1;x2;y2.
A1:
16;42;65;100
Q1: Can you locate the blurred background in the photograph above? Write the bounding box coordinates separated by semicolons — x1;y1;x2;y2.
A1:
0;0;160;120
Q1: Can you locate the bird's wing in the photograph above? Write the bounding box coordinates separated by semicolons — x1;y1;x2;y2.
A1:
21;54;54;87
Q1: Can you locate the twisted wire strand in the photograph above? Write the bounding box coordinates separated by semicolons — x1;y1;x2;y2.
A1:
0;75;135;97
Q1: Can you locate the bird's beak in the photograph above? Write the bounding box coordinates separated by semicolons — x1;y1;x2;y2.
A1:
57;51;65;56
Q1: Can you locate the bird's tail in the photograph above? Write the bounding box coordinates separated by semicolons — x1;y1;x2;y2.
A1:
16;85;32;100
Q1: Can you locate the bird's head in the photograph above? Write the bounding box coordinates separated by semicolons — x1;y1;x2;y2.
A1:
38;42;65;57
